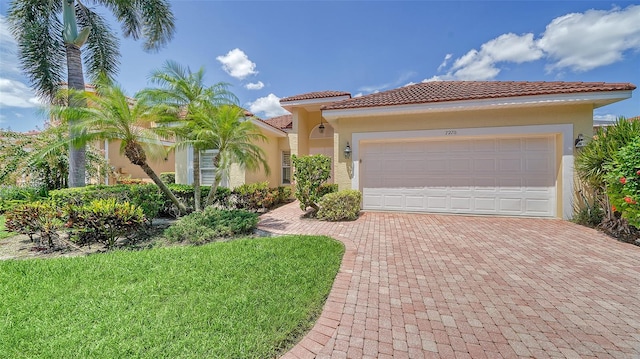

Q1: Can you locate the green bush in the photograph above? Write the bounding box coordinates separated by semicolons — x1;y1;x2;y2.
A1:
231;182;292;212
292;154;332;214
162;184;231;216
0;185;48;213
605;137;640;229
318;183;338;198
164;208;258;244
233;182;271;210
49;184;162;220
5;201;63;247
68;198;146;248
317;190;362;221
160;172;176;184
272;186;292;205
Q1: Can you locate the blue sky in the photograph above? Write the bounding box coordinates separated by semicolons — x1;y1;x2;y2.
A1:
1;1;639;132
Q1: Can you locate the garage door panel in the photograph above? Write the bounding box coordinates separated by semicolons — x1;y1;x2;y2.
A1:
474;197;498;211
427;196;447;210
361;136;556;217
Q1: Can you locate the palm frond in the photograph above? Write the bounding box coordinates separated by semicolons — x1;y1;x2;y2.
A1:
75;4;120;83
8;0;65;102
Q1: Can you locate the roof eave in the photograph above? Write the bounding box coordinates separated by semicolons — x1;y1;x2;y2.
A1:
322;90;634;120
281;95;352;112
252;118;287;137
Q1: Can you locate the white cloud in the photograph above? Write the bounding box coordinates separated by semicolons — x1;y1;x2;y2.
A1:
444;33;543;80
437;54;452;71
538;5;640;72
0;15;22;75
0;79;41;108
593;114;617;123
248;93;288;118
432;5;640;79
245;81;264;90
359;71;417;94
216;48;258;80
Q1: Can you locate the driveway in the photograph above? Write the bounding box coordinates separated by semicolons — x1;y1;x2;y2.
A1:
258;202;640;359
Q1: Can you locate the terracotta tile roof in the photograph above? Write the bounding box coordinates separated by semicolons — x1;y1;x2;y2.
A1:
262;114;293;130
321;81;636;110
280;91;351;103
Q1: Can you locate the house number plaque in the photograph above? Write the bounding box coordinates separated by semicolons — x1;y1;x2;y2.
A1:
445;130;457;135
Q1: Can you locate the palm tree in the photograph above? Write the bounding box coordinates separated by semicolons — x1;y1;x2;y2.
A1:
50;80;187;214
196;105;270;207
141;61;236;211
8;0;175;187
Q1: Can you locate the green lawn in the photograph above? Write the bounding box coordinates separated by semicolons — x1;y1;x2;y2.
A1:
0;235;344;358
0;215;12;240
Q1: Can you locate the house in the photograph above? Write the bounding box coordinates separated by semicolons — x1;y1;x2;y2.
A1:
177;81;636;219
54;84;176;185
174;114;289;187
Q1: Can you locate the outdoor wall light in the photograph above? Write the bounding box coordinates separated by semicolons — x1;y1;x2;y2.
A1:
344;142;352;159
574;134;587;149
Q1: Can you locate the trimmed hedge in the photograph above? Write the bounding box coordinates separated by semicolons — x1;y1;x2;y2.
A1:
49;184;162;220
317;190;362;221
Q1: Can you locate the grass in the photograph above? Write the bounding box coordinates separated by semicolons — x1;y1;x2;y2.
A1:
0;235;344;358
0;215;12;240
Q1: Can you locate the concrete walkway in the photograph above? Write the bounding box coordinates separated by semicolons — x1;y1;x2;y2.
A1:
258;202;640;359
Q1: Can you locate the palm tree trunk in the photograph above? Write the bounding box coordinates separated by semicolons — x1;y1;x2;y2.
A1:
193;148;201;211
66;43;86;188
124;141;186;214
204;170;222;207
140;161;187;215
204;152;221;207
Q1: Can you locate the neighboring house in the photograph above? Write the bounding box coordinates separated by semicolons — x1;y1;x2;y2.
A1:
178;80;636;219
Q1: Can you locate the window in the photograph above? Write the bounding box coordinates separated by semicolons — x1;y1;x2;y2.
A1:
282;151;291;185
200;149;218;185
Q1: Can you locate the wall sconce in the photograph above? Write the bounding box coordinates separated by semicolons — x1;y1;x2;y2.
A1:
574;134;587;149
344;142;352;159
318;117;325;134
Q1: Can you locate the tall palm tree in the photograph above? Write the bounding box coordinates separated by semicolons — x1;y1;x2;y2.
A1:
195;105;270;207
50;80;187;214
141;61;236;211
8;0;175;187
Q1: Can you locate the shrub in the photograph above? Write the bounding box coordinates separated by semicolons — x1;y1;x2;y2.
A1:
5;201;63;248
164;208;258;244
272;186;292;205
233;182;271;211
68;198;146;248
49;184;162;220
575;117;640;235
161;184;231;216
160;172;176;184
292;154;332;214
317;190;362;221
318;183;338;198
0;185;48;213
605;137;640;230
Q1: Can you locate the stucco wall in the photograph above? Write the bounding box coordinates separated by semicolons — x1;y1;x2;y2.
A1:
105;139;175;184
326;103;593;218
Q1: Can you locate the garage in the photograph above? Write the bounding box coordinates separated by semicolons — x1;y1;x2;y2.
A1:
360;135;557;217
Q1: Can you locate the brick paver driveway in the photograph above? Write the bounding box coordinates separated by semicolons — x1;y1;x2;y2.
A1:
258;202;640;359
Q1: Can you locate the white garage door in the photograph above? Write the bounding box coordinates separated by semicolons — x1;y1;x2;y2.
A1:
361;136;557;217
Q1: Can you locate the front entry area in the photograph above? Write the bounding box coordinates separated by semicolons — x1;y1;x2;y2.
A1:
360;135;557;217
